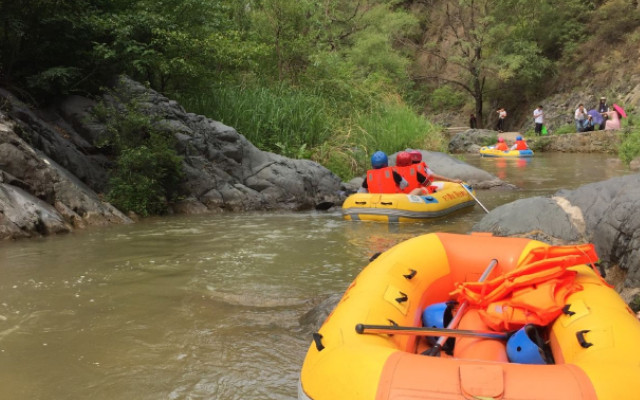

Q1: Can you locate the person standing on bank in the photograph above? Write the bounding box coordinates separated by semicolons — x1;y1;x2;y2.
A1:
496;108;507;133
533;105;544;135
574;104;588;132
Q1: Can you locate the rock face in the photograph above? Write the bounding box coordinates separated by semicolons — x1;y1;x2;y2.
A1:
0;114;131;239
0;77;343;239
472;174;640;287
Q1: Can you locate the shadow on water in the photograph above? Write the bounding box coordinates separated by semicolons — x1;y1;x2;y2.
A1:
0;152;634;399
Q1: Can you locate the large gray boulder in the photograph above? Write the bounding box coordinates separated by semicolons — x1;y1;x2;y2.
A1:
0;116;132;239
472;174;640;287
66;77;343;212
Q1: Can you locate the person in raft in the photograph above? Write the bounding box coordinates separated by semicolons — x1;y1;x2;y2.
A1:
510;135;529;150
397;150;462;195
359;151;409;194
494;136;509;151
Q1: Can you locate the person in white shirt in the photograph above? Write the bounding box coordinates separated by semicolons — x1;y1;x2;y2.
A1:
533;105;544;135
574;104;588;132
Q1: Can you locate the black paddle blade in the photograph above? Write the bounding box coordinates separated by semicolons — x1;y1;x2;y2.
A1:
315;201;335;210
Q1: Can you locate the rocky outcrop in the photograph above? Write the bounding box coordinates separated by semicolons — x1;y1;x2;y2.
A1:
472;174;640;287
0;77;344;239
0;115;132;239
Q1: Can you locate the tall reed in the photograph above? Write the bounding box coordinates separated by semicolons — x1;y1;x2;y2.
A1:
179;85;336;158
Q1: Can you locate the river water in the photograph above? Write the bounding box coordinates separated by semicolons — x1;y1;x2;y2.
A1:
0;153;633;399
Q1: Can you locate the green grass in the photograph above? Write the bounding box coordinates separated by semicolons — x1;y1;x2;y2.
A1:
179;84;336;159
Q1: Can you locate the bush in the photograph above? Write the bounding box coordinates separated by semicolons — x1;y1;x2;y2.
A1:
107;143;183;217
553;124;575;135
428;86;466;110
354;102;445;154
94;93;183;216
619;117;640;165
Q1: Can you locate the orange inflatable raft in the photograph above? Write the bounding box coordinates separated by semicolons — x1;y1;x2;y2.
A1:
298;232;640;400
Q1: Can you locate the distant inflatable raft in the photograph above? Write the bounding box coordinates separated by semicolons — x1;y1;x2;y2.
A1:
480;146;534;158
342;182;476;222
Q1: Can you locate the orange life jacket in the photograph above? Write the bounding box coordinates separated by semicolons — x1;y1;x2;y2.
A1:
415;162;437;193
415;162;431;181
495;143;509;151
450;244;599;331
366;167;401;193
393;165;421;193
515;140;528;150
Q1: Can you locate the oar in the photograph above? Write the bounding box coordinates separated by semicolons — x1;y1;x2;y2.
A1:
315;201;335;210
460;183;490;214
425;258;498;356
355;323;508;340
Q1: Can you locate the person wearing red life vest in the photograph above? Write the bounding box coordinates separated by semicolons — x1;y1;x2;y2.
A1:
402;150;462;195
510;135;529;150
393;151;422;193
359;151;409;194
494;136;509;151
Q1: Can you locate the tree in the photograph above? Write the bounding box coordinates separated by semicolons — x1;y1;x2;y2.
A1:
409;0;560;127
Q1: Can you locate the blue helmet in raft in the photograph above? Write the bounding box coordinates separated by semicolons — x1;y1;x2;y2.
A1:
506;324;547;364
516;135;523;141
371;151;388;169
422;302;455;345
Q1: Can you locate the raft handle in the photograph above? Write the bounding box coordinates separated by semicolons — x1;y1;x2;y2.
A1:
562;304;575;316
395;292;408;304
355;201;367;205
381;202;393;205
576;330;593;348
403;269;417;280
312;332;325;351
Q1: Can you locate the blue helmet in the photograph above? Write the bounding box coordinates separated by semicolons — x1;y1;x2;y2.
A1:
516;135;523;141
371;151;388;169
506;324;547;364
422;302;454;345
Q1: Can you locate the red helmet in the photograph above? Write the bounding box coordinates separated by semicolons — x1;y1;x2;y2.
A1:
409;150;422;164
396;151;412;167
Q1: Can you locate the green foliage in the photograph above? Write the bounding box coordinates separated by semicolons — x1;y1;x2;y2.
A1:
529;136;552;152
352;101;445;161
179;84;335;157
592;0;640;43
429;86;466;110
619;116;640;165
94;93;183;216
107;144;183;217
554;124;576;135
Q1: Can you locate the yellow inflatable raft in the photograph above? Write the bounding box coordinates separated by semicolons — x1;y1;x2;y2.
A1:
480;146;534;157
342;182;476;222
299;232;640;400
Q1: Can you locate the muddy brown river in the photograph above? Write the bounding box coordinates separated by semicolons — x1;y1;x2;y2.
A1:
0;153;633;399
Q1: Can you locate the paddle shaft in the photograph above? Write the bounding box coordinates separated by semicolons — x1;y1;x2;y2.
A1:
460;184;490;213
428;258;499;355
355;324;508;340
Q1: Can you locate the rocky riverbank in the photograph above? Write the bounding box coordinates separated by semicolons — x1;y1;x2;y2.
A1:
448;129;622;155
